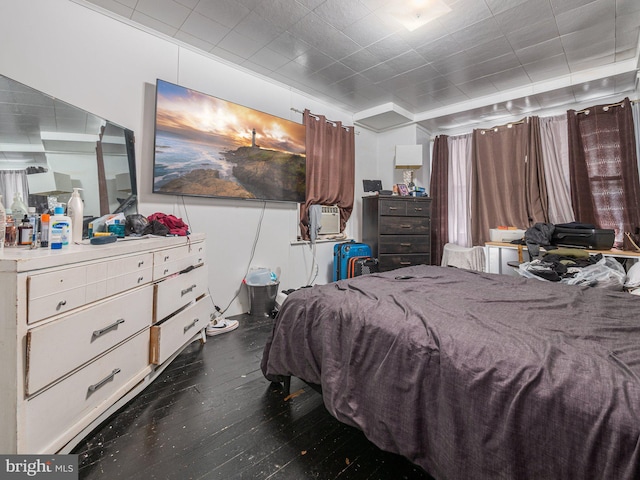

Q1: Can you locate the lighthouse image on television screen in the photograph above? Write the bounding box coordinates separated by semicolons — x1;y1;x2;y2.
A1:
152;79;306;203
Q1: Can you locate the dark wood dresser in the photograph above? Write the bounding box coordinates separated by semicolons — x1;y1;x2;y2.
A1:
362;195;432;272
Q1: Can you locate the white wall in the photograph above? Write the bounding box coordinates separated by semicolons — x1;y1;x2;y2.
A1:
1;0;371;315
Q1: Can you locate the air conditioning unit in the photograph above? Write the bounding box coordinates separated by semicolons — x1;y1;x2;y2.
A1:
320;205;340;234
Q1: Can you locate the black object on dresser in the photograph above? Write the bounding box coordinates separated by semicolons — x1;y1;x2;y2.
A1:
362;195;432;272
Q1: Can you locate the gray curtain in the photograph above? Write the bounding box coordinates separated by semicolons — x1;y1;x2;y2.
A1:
471;117;548;245
539;114;574;224
447;133;473;247
0;170;29;212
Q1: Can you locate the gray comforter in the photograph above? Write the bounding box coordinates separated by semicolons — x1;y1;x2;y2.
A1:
261;265;640;480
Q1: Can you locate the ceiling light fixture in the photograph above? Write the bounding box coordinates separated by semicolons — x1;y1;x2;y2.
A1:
385;0;452;32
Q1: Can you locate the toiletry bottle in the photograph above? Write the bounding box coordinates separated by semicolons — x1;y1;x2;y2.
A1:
40;213;50;248
50;225;63;250
0;194;5;253
67;187;84;243
4;209;16;247
50;205;71;248
10;192;27;220
17;214;33;246
27;207;39;248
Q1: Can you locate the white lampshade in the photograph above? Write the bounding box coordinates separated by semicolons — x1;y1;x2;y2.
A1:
395;145;423;168
26;171;73;195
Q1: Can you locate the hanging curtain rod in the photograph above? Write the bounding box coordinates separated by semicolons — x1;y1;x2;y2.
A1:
290;107;355;132
480;117;526;134
575;98;640;115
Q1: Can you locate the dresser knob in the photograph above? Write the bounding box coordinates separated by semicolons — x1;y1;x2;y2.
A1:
56;300;67;310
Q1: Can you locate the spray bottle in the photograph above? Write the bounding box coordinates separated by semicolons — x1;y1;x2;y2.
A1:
67;187;84;243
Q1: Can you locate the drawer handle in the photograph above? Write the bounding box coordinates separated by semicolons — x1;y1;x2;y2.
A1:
388;207;398;210
137;276;144;283
414;207;423;211
138;260;145;267
400;243;412;247
400;261;411;265
88;368;121;394
183;317;200;334
93;318;125;338
400;224;412;229
56;300;67;310
164;255;170;261
181;284;197;296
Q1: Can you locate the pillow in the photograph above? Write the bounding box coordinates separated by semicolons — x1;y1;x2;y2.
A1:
625;261;640;288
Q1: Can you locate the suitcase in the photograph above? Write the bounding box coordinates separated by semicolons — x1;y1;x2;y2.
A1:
348;256;379;277
551;224;615;250
333;241;372;281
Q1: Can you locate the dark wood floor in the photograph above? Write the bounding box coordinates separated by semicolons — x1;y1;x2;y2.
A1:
73;313;434;480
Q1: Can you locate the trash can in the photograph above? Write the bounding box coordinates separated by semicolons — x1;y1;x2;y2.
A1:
247;282;279;317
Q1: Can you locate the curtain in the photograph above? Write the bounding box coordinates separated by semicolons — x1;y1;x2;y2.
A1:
471;117;548;245
430;135;448;265
299;109;355;240
568;98;640;246
448;133;473;247
539;114;574;224
633;101;640;181
0;170;29;210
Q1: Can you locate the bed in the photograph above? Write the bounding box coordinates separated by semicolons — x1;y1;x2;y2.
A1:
261;265;640;480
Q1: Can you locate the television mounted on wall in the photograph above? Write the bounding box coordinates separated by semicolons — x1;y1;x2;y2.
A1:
152;79;306;203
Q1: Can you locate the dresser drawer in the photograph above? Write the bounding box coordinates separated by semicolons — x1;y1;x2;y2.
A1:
25;285;153;395
379;254;430;271
24;329;150;453
379;235;430;254
153;242;206;280
380;199;407;215
154;264;209;322
379;216;430;234
106;253;153;295
27;266;90;324
150;295;211;365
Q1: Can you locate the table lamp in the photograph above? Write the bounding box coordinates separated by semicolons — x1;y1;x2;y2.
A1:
395;145;423;189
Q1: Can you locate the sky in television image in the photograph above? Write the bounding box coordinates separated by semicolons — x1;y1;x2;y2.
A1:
153;80;306;202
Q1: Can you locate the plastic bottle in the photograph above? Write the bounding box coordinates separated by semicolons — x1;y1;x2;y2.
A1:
50;224;63;250
17;214;33;246
4;209;16;247
67;187;84;243
27;207;39;248
40;213;50;248
10;192;27;220
0;194;5;253
49;205;71;248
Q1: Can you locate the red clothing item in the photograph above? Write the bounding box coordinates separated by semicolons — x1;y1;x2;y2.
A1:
147;213;189;236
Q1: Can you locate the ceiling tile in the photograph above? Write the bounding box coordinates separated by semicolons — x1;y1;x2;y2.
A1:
194;0;250;29
312;0;371;31
292;47;334;72
87;0;134;17
135;0;191;28
340;49;383;72
316;62;357;83
252;0;310;31
449;17;503;48
505;19;561;51
181;11;231;45
415;35;465;63
131;11;179;37
174;30;215;52
555;0;615;36
232;11;283;44
494;0;555;34
515;38;564;65
486;66;532;91
342;13;399;47
438;0;493;33
523;54;571;82
266;32;313;61
246;46;291;70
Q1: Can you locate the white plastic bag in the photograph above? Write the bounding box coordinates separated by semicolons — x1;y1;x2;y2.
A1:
562;257;626;290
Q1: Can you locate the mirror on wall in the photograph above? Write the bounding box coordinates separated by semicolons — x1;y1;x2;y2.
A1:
0;74;137;218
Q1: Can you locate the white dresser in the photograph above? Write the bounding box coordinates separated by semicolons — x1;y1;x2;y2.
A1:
0;233;213;454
